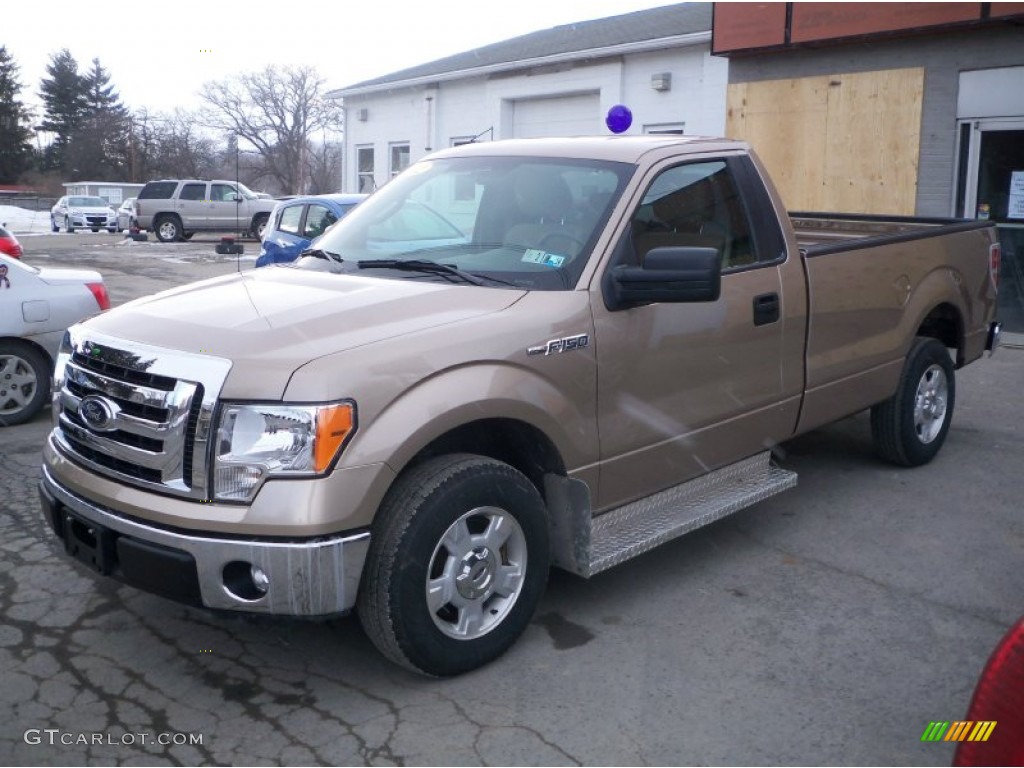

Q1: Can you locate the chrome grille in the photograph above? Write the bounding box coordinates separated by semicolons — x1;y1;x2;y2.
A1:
52;329;233;499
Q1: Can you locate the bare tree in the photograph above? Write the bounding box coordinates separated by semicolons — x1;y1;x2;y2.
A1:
306;140;343;194
131;108;217;181
199;65;341;194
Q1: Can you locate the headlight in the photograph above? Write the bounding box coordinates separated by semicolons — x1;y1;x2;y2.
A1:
213;401;356;501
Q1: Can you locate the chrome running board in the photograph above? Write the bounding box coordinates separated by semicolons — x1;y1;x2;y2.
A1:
548;451;797;578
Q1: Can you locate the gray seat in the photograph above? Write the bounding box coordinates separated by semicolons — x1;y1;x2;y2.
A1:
503;169;582;257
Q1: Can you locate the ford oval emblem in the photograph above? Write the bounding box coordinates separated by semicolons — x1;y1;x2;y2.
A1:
79;395;119;432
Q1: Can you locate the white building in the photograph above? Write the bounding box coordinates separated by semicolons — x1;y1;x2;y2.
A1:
328;3;726;194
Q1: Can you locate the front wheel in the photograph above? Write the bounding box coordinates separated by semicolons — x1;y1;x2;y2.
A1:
871;337;956;467
358;454;550;676
51;216;59;233
0;342;51;427
65;217;75;233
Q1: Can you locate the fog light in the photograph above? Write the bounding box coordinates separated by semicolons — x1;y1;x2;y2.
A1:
251;565;269;594
222;560;269;601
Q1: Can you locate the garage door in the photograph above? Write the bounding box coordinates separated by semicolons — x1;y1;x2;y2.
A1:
512;93;601;138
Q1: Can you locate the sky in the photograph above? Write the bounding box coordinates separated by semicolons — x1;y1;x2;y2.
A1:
7;0;681;119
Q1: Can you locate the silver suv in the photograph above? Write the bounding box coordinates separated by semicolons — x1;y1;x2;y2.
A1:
135;179;278;242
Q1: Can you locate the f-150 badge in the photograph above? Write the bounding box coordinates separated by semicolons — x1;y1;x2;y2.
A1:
527;334;589;356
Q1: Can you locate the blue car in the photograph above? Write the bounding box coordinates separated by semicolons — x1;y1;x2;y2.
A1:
256;194;367;267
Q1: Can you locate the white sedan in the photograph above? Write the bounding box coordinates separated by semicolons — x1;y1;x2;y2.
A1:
51;196;119;233
0;254;110;426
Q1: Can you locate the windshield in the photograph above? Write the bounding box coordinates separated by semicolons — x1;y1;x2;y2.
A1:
69;197;110;208
305;155;631;290
236;183;257;200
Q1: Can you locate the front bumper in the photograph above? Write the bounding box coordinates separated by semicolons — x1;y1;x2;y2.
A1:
39;464;369;616
68;214;117;228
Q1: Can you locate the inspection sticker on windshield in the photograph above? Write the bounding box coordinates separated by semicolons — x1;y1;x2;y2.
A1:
521;249;565;268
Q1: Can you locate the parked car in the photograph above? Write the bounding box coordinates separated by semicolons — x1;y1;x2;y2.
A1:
38;137;1000;676
256;194;367;267
50;196;118;233
0;253;110;426
116;198;137;231
954;616;1024;766
134;179;278;242
0;223;23;259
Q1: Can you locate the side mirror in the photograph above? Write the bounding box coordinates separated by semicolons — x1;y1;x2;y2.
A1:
606;247;722;310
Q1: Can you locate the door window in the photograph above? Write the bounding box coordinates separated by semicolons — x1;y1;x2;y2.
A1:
631;160;758;270
210;184;238;202
179;183;206;201
303;204;337;238
278;204;303;235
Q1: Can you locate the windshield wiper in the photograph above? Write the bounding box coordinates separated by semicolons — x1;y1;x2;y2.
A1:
300;247;343;263
357;258;492;286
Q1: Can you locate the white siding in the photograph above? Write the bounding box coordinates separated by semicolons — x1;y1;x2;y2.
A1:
338;43;728;193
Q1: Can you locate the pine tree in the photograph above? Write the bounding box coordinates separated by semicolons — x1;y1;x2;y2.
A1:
69;58;130;179
38;49;87;174
0;46;33;183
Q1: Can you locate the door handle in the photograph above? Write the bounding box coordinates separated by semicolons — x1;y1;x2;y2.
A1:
753;292;780;326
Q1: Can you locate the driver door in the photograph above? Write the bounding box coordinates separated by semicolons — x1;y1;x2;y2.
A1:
592;155;805;511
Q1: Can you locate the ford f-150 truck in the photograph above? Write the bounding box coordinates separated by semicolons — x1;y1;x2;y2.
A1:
39;136;1002;676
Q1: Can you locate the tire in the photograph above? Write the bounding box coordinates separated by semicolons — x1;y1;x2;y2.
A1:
65;217;75;233
871;337;956;467
0;342;51;427
181;232;194;241
51;216;59;233
154;215;182;243
358;454;550;677
107;227;117;234
251;214;269;240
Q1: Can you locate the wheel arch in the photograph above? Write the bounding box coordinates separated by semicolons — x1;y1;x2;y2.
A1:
915;301;965;367
0;335;54;368
402;417;568;503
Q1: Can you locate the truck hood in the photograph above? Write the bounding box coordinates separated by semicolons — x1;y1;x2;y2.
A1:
82;268;526;398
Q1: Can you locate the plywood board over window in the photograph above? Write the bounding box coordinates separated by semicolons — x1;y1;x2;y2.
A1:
726;68;924;215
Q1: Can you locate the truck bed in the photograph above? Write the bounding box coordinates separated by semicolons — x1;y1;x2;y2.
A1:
791;212;990;253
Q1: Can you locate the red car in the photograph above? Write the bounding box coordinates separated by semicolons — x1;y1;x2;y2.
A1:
0;224;23;259
954;617;1024;766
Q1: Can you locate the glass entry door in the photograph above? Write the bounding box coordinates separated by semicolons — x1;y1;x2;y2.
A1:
958;119;1024;332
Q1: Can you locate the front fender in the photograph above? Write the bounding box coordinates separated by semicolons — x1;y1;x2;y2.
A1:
342;361;597;478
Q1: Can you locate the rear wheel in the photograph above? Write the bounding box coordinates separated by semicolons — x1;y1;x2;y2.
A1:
358;454;549;676
0;342;51;427
154;215;182;243
871;337;956;466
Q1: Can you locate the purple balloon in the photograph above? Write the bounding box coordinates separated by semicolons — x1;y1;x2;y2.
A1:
605;105;633;134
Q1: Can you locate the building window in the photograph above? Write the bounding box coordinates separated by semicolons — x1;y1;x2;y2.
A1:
357;146;375;193
390;143;410;179
644;122;685;135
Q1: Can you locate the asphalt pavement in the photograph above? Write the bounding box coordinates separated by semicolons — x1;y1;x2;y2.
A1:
1;233;1021;765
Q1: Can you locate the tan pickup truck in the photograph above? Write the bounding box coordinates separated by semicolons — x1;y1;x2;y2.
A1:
39;136;1002;676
